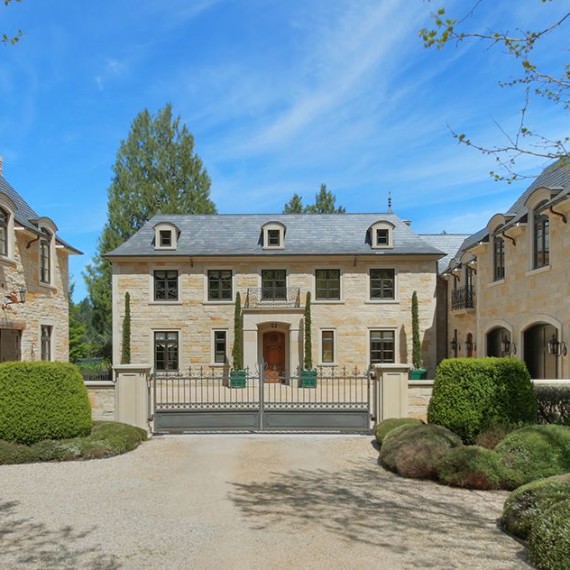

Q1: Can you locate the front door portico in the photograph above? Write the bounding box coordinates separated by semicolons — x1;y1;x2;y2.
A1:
263;330;286;380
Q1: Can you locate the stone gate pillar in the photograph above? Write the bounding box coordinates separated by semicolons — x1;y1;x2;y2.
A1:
114;364;151;432
373;364;410;423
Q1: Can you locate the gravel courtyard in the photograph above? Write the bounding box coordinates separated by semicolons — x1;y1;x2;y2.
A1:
0;434;530;569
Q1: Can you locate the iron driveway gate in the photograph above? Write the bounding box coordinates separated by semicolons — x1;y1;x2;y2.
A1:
152;367;372;433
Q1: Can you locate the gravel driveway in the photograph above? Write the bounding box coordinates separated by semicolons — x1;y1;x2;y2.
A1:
1;434;529;569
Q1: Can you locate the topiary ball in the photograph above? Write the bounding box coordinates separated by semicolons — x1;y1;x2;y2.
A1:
528;499;570;570
374;417;422;447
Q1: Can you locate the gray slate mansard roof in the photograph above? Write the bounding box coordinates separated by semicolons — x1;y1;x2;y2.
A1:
447;158;570;270
420;233;470;273
0;173;81;253
106;213;448;259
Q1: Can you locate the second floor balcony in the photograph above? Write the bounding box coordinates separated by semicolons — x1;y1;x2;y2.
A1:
451;286;476;311
244;287;301;309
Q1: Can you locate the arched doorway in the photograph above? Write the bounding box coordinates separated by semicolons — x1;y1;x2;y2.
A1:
262;330;286;381
487;327;511;357
524;323;558;379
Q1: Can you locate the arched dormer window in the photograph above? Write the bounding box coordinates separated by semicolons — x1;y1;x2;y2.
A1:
40;228;52;284
493;232;505;281
369;221;394;249
262;221;285;249
0;208;8;257
533;202;549;269
153;222;179;250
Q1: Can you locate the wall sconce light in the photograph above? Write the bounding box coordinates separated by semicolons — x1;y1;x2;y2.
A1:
450;338;460;353
2;287;26;309
547;334;568;357
502;335;511;355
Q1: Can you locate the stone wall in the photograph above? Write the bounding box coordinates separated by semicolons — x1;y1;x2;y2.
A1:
408;380;434;421
86;381;116;421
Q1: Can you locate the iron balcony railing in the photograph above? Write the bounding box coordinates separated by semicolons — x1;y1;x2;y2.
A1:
244;287;301;308
451;286;476;310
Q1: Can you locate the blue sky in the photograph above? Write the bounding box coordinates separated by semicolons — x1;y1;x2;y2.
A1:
1;0;568;300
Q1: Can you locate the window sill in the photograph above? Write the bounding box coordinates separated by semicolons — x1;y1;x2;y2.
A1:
365;299;399;304
526;265;551;277
39;282;57;292
488;279;505;288
0;256;16;268
148;301;183;306
203;300;234;305
313;300;344;305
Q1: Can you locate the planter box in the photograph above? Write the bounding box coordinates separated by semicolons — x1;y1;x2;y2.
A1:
229;369;247;388
299;369;317;388
409;368;428;380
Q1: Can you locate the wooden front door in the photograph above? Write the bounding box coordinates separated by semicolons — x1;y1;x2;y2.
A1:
263;331;285;381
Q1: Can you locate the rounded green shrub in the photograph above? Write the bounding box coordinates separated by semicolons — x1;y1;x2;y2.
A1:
437;445;508;490
374;417;422;446
495;424;570;489
475;423;517;449
379;423;462;479
428;357;536;443
0;362;92;445
528;499;570;570
501;474;570;540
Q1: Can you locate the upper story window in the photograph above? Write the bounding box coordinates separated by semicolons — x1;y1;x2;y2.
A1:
315;269;340;300
153;222;178;250
369;268;395;300
154;270;178;301
369;221;394;249
0;208;8;257
40;229;51;284
208;270;233;301
533;204;550;269
493;233;505;281
262;221;285;249
261;269;286;300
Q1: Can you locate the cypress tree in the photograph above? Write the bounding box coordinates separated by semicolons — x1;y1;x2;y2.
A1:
232;292;243;370
304;291;313;369
412;291;422;369
121;292;131;365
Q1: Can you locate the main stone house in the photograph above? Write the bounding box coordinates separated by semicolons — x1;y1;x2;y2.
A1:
106;214;461;377
443;159;570;379
0;160;80;362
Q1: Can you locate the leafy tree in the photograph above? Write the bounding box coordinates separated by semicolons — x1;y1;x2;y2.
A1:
420;1;569;181
283;193;304;213
282;184;345;214
85;103;216;358
121;292;131;365
2;0;22;46
68;283;92;362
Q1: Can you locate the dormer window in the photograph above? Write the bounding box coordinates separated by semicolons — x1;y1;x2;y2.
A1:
262;221;285;249
0;208;8;257
369;221;394;249
154;222;179;250
40;229;51;284
0;192;17;260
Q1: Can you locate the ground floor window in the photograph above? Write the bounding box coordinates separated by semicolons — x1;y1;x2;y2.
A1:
154;331;179;372
370;330;395;363
321;330;335;363
213;330;227;364
41;325;52;361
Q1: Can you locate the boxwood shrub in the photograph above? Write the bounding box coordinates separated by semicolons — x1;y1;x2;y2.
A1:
374;417;422;446
528;499;570;570
0;362;92;444
495;424;570;489
427;358;537;443
535;385;570;426
500;473;570;540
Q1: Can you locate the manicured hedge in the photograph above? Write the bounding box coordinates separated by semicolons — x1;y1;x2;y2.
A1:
501;473;570;540
437;446;507;490
428;358;537;443
379;423;462;479
495;424;570;489
0;362;92;445
374;417;422;446
528;499;570;570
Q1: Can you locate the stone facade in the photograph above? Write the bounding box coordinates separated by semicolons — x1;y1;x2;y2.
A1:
111;254;440;375
442;160;570;379
0;162;79;362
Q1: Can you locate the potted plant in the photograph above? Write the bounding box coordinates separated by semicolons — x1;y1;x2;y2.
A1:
229;292;246;388
299;291;317;387
410;290;428;380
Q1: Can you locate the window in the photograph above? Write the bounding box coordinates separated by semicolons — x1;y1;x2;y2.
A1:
370;330;395;363
369;269;395;300
154;331;179;371
261;269;286;300
40;229;51;284
267;229;281;247
0;208;8;257
154;270;178;301
159;230;172;248
315;269;340;300
533;206;550;268
376;228;389;246
208;270;233;301
41;325;52;361
321;330;335;363
493;234;505;281
213;330;227;364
